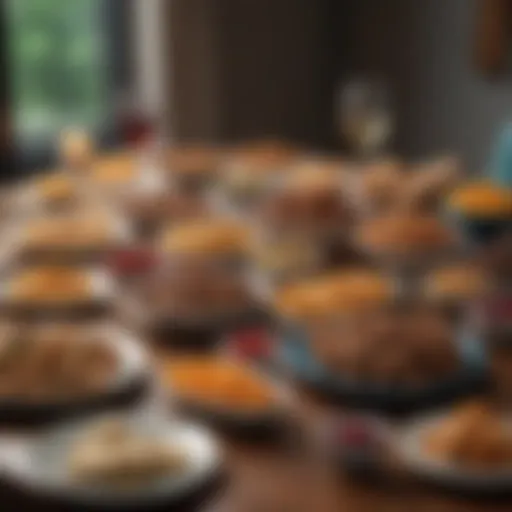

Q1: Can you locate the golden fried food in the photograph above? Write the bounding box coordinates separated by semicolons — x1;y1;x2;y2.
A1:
447;182;512;217
9;268;91;303
288;160;344;190
426;264;488;302
24;215;111;249
162;357;275;410
168;145;221;176
161;220;248;256
274;269;393;320
34;173;76;204
358;214;454;256
424;401;512;469
227;139;298;173
91;153;137;185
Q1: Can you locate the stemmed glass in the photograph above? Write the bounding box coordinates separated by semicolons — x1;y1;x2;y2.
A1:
336;78;394;160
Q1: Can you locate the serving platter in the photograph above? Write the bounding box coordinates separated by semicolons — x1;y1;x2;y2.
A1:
166;363;292;436
0;327;150;426
0;414;223;509
278;324;489;414
147;303;271;351
397;411;512;495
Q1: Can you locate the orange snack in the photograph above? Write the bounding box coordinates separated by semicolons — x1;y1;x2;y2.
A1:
161;220;248;256
162;357;275;411
168;145;221;176
286;160;344;191
10;267;91;302
447;182;512;217
24;215;110;249
227;139;298;174
426;264;488;301
35;173;76;203
424;401;512;469
274;269;393;320
358;214;453;256
91;153;137;185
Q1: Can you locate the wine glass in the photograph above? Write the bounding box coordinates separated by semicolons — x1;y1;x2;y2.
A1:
115;91;157;150
336;78;393;159
115;91;167;185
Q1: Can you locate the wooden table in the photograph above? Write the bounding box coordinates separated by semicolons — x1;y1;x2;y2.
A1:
204;347;512;512
209;441;512;512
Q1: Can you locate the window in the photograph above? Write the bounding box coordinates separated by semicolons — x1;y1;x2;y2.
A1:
4;0;133;172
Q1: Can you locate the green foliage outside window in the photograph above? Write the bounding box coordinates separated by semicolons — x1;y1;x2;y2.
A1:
7;0;109;141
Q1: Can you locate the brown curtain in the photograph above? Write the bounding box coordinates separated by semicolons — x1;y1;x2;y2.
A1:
166;0;345;148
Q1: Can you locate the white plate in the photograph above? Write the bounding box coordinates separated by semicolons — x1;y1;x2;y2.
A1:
1;414;222;508
397;411;512;491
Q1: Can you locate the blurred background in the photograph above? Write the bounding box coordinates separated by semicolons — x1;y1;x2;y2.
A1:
0;3;511;510
1;0;511;177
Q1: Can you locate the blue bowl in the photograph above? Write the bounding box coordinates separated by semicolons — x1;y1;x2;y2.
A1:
278;322;489;415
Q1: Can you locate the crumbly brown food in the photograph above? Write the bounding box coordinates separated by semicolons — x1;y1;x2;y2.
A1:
424;401;512;469
358;214;454;256
142;261;250;319
0;326;117;401
426;264;488;302
310;306;458;386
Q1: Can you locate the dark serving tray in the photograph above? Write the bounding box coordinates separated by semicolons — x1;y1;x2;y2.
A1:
0;376;149;428
147;305;272;351
278;324;490;415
